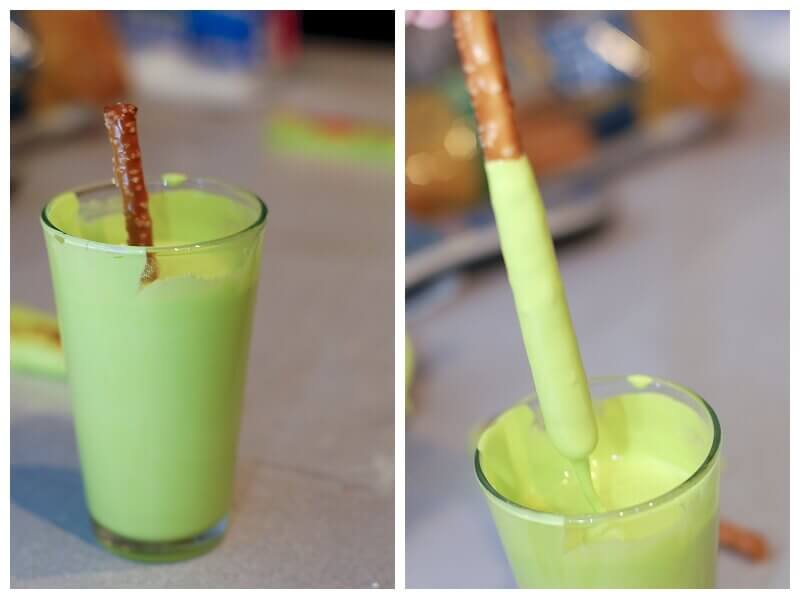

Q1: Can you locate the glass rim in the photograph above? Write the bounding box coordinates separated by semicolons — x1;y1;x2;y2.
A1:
40;176;268;255
474;374;722;526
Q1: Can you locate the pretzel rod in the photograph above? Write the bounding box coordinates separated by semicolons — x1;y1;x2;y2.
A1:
451;10;598;462
103;103;158;282
451;10;522;161
719;519;768;562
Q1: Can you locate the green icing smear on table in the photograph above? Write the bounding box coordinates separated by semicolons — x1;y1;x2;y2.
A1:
485;157;597;462
266;112;394;167
10;304;66;379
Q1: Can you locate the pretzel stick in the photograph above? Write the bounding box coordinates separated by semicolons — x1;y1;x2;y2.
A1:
719;519;768;562
103;102;158;283
452;10;598;462
451;10;522;161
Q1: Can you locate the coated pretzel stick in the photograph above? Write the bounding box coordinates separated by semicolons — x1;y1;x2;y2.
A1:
719;519;768;562
103;103;158;282
451;9;599;462
451;10;522;161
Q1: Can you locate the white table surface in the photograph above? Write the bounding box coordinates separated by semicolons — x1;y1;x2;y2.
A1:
11;44;395;588
406;80;789;589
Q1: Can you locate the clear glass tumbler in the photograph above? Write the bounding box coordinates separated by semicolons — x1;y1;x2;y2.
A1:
475;375;721;588
41;176;267;561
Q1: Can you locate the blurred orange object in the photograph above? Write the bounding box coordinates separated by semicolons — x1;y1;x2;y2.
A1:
406;91;484;220
633;11;746;118
26;10;127;109
516;104;595;178
719;519;768;562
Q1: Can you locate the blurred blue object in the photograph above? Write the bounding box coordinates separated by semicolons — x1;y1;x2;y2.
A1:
114;10;184;48
533;12;643;140
537;12;640;97
494;11;649;140
113;11;268;107
116;11;265;69
185;11;265;68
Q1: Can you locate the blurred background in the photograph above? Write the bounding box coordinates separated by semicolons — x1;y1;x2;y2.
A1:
11;10;394;588
405;11;788;589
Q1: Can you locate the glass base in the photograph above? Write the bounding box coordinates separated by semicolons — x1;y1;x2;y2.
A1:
91;515;228;562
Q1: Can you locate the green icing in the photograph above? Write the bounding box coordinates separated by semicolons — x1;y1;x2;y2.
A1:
628;374;654;389
161;172;188;187
572;457;604;512
485;157;597;461
47;188;253;250
10;304;66;379
477;391;720;588
41;187;264;543
478;392;712;515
